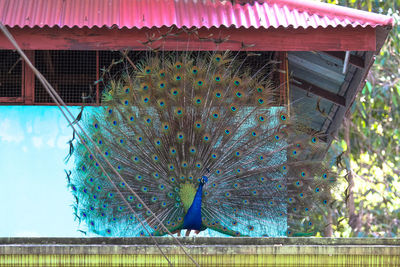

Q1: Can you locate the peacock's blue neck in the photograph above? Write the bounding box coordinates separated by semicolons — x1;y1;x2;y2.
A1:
182;182;204;231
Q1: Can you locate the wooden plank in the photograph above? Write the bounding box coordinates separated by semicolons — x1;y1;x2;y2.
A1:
1;238;400;267
322;51;365;69
0;26;376;51
291;77;346;106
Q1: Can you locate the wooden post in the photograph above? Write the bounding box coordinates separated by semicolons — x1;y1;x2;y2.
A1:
23;50;35;104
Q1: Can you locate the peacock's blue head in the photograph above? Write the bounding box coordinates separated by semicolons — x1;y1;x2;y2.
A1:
200;175;208;185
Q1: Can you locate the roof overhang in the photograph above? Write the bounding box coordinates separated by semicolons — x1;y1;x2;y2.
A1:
0;0;393;51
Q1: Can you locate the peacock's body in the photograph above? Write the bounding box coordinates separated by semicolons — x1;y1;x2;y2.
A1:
68;50;336;237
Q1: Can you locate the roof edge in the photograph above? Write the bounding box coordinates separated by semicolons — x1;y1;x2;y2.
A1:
266;0;394;26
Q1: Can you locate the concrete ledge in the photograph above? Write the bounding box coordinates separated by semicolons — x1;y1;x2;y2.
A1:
1;238;400;266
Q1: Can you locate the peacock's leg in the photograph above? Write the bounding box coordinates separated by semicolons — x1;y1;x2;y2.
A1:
185;229;192;236
171;229;181;237
194;230;200;235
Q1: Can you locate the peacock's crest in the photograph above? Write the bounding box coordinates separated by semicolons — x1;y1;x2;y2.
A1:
68;46;336;237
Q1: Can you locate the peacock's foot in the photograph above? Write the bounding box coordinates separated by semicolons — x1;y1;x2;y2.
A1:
171;229;181;237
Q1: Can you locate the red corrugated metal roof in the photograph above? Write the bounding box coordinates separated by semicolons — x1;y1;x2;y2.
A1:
0;0;393;29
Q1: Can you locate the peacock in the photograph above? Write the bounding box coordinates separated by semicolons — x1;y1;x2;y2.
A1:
67;46;336;237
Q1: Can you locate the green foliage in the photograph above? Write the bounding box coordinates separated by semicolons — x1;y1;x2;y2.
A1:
324;0;400;237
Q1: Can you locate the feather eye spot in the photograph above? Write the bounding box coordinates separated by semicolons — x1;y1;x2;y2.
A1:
322;173;328;179
104;151;109;156
159;184;165;190
299;193;304;198
248;226;254;231
113;120;117;126
275;135;280;140
252;190;258;195
225;192;231;197
215;76;221;82
301;171;306;177
119;139;124;144
315;187;320;193
258;98;264;105
259;176;265;182
311;137;317;143
171;89;179;96
211;153;217;159
215;92;222;98
124;100;129;105
128;196;134;202
98;140;102;145
323;200;328;205
197;80;203;86
137;203;143;209
175;75;182;81
136;175;143;181
230;105;237;112
119;182;126;188
130;116;135;122
243;199;248;204
108;192;114;198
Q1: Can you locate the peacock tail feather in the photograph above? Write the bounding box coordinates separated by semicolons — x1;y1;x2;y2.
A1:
68;48;336;237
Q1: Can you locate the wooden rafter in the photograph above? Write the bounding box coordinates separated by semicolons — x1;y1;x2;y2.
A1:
291;77;346;107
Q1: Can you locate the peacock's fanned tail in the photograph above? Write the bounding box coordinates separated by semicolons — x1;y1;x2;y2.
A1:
68;50;336;237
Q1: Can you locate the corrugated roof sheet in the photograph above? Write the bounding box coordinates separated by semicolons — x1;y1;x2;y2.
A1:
0;0;393;29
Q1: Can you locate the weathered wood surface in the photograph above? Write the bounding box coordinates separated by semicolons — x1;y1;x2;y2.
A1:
0;26;376;51
1;238;399;266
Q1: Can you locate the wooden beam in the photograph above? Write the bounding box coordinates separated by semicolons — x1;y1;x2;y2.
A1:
23;50;35;104
291;77;346;107
0;26;376;51
322;51;365;69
